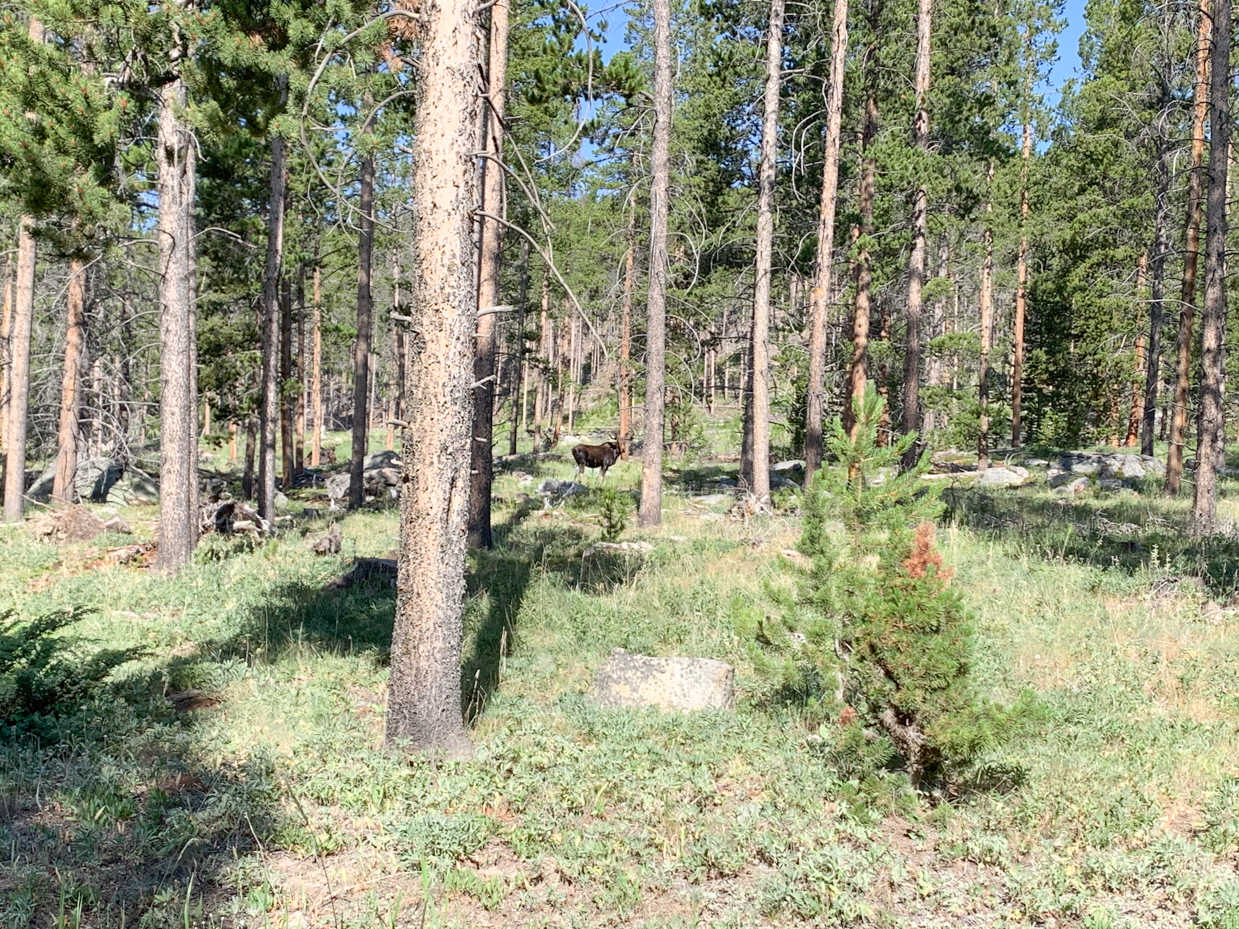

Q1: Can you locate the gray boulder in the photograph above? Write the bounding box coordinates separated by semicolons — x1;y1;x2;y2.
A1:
1099;455;1147;480
1054;476;1091;494
363;450;401;471
589;648;735;712
977;465;1029;488
76;456;124;502
106;468;159;506
326;472;350;508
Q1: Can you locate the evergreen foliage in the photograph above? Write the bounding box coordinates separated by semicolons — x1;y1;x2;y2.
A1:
799;389;1006;790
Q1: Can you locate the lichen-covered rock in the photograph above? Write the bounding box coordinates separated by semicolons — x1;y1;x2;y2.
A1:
588;648;735;712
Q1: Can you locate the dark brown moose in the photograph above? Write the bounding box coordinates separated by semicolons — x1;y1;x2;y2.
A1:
572;441;621;480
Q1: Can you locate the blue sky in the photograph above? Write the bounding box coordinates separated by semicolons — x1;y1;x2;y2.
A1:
592;0;1092;101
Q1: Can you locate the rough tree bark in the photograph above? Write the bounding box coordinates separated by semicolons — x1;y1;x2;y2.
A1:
742;0;784;499
803;0;848;476
900;0;932;470
3;218;35;523
311;264;323;467
1141;97;1171;460
349;131;377;509
257;106;287;524
385;0;482;756
639;0;673;528
618;178;636;458
1166;0;1210;489
1191;0;1229;533
52;258;88;504
508;240;529;456
842;29;880;439
1126;254;1148;447
978;164;994;472
468;0;509;549
1011;77;1032;448
280;270;295;487
154;54;199;570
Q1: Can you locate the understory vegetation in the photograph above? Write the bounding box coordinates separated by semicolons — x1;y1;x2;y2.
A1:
2;416;1239;928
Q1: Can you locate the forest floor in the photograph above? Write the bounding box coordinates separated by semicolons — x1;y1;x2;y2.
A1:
3;427;1239;928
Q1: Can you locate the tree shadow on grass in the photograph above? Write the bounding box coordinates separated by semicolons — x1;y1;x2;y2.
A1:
943;483;1239;594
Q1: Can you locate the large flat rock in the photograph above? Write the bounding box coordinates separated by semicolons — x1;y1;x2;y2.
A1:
589;648;735;712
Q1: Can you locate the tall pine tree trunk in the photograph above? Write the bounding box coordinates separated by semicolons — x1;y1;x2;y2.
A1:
804;0;848;476
618;179;636;457
280;270;295;487
257;122;286;524
52;258;88;504
311;264;323;467
155;59;199;570
843;2;881;438
349;142;376;508
1142;98;1171;461
1191;0;1229;533
742;0;784;499
900;0;931;470
468;0;509;549
509;240;528;456
978;164;994;472
1126;253;1148;447
386;0;481;756
4;218;34;523
295;267;306;471
1011;95;1031;447
639;0;673;528
1166;0;1210;489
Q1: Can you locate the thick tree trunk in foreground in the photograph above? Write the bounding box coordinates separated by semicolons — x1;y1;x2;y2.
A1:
804;0;848;476
1192;0;1230;533
639;0;673;528
155;66;199;570
742;0;784;499
52;258;88;504
468;0;510;549
900;0;932;470
349;144;376;509
4;219;35;523
1166;0;1210;491
258;127;287;524
386;0;481;756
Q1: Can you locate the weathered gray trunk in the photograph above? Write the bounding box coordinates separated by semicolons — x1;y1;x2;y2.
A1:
1191;0;1229;533
258;122;287;524
508;240;529;456
386;0;482;756
155;65;199;570
900;0;932;470
803;0;848;476
311;264;323;467
639;0;673;527
468;0;509;549
1142;103;1171;461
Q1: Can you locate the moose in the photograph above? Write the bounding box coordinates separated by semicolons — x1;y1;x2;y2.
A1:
572;440;622;480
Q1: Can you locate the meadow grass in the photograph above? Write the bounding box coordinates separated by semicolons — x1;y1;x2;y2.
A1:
2;428;1239;927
